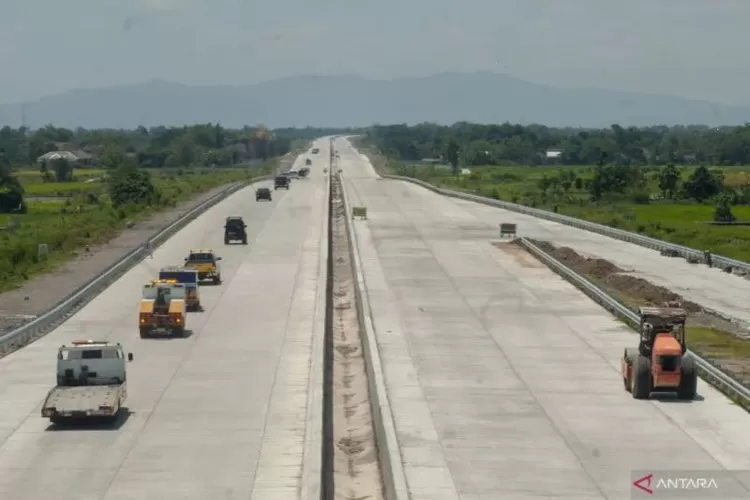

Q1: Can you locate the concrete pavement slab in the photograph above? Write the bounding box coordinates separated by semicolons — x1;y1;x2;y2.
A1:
340;137;750;500
0;140;330;500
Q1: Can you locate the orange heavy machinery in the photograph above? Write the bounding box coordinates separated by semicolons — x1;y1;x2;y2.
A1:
622;306;697;400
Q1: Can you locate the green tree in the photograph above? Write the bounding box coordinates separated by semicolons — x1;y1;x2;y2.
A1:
100;145;128;169
0;151;25;213
684;165;721;202
714;194;736;222
444;138;460;175
658;164;680;198
50;158;74;182
108;165;157;207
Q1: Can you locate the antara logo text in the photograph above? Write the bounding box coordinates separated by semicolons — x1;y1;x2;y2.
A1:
633;473;719;494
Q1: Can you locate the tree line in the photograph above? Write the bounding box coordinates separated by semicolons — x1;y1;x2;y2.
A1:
0;124;350;214
367;122;750;167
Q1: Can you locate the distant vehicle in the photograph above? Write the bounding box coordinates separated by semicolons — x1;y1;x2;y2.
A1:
183;249;222;284
139;280;188;338
312;148;320;154
224;216;248;244
274;175;290;190
158;267;201;311
298;167;310;178
41;340;134;425
288;170;299;179
256;187;272;201
305;158;312;166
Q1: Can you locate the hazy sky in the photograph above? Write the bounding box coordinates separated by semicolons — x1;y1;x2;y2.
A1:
1;0;748;105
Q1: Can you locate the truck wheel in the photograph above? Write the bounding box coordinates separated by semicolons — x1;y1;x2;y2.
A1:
632;354;652;400
139;327;150;339
50;415;65;426
173;327;185;338
677;355;698;400
214;276;221;285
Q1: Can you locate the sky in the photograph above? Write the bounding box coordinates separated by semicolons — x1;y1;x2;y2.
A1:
1;0;749;105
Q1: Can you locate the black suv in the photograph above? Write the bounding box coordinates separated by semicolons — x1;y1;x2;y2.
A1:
274;175;290;190
256;187;272;201
224;217;247;244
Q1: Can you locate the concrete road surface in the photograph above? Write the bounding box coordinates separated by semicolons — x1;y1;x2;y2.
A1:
455;197;750;324
0;140;330;500
337;137;750;499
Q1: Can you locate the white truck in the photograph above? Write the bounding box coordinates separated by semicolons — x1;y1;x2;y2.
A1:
41;340;134;424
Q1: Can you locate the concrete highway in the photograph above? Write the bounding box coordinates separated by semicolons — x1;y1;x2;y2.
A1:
0;140;330;500
338;137;750;499
454;188;750;324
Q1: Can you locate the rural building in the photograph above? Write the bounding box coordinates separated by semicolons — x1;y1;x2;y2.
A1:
545;149;563;164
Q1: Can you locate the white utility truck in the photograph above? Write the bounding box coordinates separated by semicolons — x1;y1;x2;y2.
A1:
41;340;134;424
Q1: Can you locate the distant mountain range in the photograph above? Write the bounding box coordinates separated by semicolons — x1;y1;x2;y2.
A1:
2;72;749;129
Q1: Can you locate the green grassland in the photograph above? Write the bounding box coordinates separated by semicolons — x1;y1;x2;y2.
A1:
0;164;277;292
374;155;750;262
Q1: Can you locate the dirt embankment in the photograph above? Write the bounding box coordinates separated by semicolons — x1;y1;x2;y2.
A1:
329;175;385;500
515;238;750;384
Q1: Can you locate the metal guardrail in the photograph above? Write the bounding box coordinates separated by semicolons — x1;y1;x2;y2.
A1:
0;174;274;355
376;174;750;276
517;237;750;407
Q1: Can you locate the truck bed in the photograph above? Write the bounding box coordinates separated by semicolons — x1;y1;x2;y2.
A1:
42;384;124;418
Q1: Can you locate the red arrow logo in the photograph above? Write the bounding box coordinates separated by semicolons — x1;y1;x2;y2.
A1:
633;473;654;494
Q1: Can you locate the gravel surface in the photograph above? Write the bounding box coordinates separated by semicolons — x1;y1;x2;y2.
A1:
0;186;229;334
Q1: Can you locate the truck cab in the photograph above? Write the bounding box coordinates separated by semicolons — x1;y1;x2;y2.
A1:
41;340;134;423
184;249;222;284
158;267;201;311
139;280;187;338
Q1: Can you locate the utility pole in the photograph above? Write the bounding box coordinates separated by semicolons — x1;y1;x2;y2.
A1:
19;104;30;165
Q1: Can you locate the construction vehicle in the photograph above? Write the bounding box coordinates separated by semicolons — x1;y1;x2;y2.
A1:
622;307;697;400
224;216;248;244
157;267;201;311
41;340;134;424
183;249;222;284
139;280;188;338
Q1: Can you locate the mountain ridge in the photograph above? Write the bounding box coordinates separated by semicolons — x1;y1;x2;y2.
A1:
2;72;749;129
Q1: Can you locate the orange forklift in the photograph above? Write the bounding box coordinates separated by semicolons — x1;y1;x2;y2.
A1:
622;306;697;400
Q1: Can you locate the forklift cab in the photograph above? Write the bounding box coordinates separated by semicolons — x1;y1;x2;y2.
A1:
638;307;686;357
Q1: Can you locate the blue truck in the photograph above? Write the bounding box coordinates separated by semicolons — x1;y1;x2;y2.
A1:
157;267;201;311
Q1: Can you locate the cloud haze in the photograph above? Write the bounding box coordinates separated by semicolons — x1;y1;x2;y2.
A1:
2;0;749;105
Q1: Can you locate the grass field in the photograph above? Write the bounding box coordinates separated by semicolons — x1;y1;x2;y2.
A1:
0;164;277;292
357;140;750;262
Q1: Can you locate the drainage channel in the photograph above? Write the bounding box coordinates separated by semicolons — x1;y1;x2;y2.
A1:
321;171;385;500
